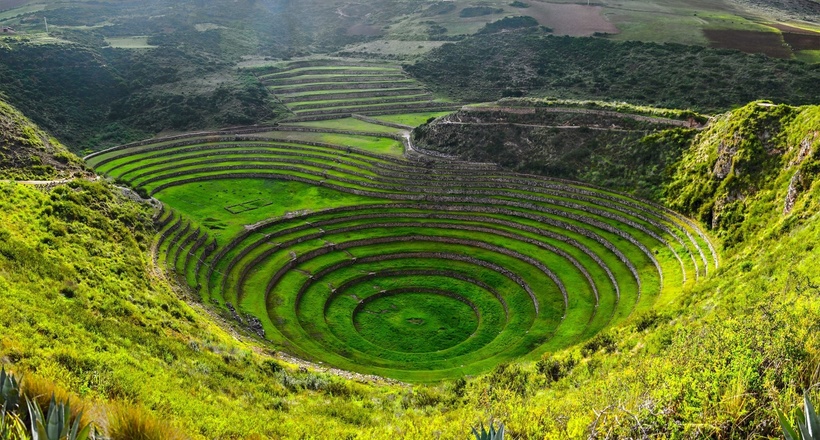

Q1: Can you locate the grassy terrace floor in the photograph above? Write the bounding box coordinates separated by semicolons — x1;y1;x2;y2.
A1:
86;115;717;381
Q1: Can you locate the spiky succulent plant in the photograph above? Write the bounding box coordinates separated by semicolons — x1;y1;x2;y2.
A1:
25;394;92;440
778;391;820;440
472;421;505;440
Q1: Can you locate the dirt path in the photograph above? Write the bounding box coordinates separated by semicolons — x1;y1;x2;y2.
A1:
464;106;706;128
438;121;652;132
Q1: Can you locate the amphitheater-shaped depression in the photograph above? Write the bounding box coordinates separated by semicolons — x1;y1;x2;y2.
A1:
85;63;717;382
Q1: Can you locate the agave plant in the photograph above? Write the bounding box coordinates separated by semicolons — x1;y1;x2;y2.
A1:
0;368;25;440
472;421;505;440
778;390;820;440
0;368;21;415
25;395;92;440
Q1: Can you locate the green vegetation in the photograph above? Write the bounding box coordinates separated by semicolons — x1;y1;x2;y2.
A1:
459;6;504;18
0;40;281;151
666;102;820;246
373;111;454;126
0;0;818;436
478;16;540;34
288;118;403;134
412;104;698;199
407;29;820;112
258;59;461;121
0;61;816;438
0;97;87;180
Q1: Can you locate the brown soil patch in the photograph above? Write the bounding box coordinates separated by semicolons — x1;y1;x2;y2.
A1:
525;2;618;36
783;31;820;50
704;29;792;58
347;23;382;36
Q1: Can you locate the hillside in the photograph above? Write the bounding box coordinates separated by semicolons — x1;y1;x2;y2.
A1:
666;102;820;246
0;96;87;179
0;97;818;438
411;101;701;199
0;37;281;150
406;29;820;112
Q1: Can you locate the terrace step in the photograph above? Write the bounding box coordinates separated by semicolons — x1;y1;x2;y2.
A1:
287;94;432;111
260;68;402;80
278;89;431;103
266;75;410;86
270;81;418;94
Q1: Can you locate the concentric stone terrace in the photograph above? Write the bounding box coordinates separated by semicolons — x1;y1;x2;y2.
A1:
85;123;717;381
257;59;461;121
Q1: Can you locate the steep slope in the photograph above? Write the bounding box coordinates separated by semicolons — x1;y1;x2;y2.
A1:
666;101;820;246
0;39;280;150
0;97;88;180
411;101;702;199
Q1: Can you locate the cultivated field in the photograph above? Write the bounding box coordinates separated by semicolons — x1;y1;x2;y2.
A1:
86;109;717;381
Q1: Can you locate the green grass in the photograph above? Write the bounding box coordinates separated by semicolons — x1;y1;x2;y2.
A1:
352;291;480;353
287;118;403;134
795;50;820;63
372;111;455;127
265;65;402;76
269;80;417;93
153;179;384;241
262;131;404;156
278;87;426;98
287;94;432;109
104;36;156;49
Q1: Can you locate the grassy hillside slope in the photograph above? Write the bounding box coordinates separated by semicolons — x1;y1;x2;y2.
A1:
0;97;87;180
0;38;280;150
666;102;820;246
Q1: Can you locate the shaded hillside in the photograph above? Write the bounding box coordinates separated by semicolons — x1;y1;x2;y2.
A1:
406;29;820;112
0;39;281;151
411;104;697;199
0;97;88;180
0;41;127;149
666;101;820;246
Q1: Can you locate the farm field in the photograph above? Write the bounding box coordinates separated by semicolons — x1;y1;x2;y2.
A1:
330;0;820;59
86;99;718;381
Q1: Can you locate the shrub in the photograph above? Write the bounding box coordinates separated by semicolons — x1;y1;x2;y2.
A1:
634;311;662;332
472;421;505;440
582;332;617;356
488;363;533;398
536;353;577;383
107;403;187;440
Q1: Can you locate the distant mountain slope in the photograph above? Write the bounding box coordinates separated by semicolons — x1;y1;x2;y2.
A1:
0;39;281;151
0;97;88;179
406;29;820;112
